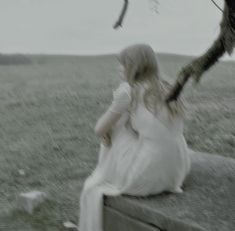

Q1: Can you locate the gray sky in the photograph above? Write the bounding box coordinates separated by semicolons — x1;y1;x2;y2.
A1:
0;0;234;59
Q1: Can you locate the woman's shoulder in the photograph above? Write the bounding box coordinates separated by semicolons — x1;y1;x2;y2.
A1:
118;81;131;93
113;81;131;100
109;81;132;114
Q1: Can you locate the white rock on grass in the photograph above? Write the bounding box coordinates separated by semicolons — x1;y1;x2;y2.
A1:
18;169;26;176
63;221;78;230
17;191;47;214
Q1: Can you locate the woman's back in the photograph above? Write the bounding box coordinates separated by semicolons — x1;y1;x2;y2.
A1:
120;83;191;196
130;83;184;142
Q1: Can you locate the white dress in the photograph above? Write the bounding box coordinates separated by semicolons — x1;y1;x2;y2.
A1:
78;81;191;231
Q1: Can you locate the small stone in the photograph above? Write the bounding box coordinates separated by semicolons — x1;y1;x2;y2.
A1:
18;169;25;176
63;221;78;230
17;191;47;214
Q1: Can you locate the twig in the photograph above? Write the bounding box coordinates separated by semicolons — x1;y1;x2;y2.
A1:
210;0;224;12
113;0;129;29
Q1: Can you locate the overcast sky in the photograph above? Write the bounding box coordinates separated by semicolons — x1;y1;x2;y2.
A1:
0;0;234;59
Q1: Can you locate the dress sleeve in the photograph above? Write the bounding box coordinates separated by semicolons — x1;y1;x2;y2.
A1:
108;82;131;114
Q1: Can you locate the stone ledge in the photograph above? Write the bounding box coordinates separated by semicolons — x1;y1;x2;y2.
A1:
104;206;160;231
104;152;235;231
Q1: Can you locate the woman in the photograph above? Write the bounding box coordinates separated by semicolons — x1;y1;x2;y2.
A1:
78;44;191;231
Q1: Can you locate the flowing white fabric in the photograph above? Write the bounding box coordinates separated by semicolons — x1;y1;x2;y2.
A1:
78;81;191;231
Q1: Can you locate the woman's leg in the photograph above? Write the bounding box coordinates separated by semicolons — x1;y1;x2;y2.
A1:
78;172;103;230
78;183;114;231
78;176;122;231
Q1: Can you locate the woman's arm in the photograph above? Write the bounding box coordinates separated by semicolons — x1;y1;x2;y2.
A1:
95;81;131;145
95;110;122;147
94;110;121;137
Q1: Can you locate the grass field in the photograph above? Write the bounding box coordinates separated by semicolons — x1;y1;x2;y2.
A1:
0;53;234;231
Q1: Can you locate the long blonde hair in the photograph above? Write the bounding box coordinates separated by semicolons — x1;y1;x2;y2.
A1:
118;44;185;118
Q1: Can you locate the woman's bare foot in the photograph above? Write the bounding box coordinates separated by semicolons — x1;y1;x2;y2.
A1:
169;187;183;194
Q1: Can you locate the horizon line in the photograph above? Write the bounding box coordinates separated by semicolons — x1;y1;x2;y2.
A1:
1;51;234;62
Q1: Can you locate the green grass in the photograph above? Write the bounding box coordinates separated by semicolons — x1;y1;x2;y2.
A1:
0;53;234;230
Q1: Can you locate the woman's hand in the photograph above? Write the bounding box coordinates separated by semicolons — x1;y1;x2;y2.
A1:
101;132;112;147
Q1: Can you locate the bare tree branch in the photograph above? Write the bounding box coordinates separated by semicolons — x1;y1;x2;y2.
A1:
113;0;129;29
166;36;225;102
166;1;235;102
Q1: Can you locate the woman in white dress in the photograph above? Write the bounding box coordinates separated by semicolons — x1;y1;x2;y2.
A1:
78;44;191;231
